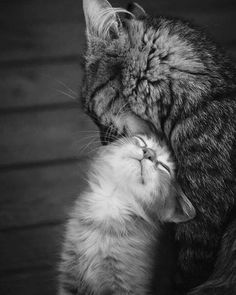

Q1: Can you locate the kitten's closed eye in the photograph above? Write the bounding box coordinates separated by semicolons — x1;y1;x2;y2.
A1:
133;136;147;148
132;135;171;176
155;161;171;176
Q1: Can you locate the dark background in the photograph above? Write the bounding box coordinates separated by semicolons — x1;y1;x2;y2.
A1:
0;1;235;294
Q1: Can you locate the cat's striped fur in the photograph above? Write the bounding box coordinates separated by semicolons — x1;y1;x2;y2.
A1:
81;1;236;294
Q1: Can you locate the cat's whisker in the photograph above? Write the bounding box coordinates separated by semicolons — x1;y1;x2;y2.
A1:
39;73;78;96
53;78;78;95
113;102;130;129
56;89;77;100
77;130;100;134
116;101;130;118
84;112;98;122
106;126;116;142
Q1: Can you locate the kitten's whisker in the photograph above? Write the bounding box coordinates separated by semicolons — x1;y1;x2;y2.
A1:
78;137;101;154
78;136;115;152
86;146;106;155
74;135;100;145
79;144;101;156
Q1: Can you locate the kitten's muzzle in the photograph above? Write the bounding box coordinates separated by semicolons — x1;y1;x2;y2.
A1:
142;147;171;175
143;147;156;162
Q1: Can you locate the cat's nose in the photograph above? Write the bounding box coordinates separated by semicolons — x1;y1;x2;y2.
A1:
142;147;156;162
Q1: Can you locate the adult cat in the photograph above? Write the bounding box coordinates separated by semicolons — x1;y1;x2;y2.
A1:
59;135;196;295
81;0;236;294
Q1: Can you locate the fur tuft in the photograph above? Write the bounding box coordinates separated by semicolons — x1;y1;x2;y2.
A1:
83;0;133;39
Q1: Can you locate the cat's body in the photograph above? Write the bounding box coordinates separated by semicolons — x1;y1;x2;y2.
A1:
59;135;195;295
81;1;236;294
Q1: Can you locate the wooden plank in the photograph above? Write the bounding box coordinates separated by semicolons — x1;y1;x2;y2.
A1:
0;0;235;24
0;63;82;109
0;0;82;24
0;225;62;272
0;13;236;63
0;22;85;63
0;161;88;230
0;270;57;295
0;108;100;166
137;1;236;16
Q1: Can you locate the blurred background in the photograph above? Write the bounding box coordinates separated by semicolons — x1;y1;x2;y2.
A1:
0;1;235;294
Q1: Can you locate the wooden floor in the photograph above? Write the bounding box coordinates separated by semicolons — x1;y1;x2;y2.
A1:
0;1;235;294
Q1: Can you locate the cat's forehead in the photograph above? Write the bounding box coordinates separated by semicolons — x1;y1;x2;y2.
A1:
86;19;147;61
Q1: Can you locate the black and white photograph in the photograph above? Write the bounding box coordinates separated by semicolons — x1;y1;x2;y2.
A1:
0;1;235;294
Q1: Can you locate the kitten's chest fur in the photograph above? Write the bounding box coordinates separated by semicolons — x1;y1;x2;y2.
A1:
69;197;160;295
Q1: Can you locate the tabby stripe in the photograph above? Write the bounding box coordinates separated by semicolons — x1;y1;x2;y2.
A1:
164;81;182;140
169;66;216;78
161;79;174;132
89;73;119;102
100;91;120;122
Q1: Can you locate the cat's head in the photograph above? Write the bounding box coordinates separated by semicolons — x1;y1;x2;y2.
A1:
82;0;209;141
92;134;195;223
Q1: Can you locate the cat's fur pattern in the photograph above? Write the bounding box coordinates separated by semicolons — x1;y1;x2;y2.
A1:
59;135;195;295
189;216;236;295
81;1;236;294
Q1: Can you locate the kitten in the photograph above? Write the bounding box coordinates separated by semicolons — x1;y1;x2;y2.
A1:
81;1;236;293
59;135;195;295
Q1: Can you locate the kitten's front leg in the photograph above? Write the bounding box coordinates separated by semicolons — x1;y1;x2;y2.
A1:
58;275;89;295
58;245;90;295
58;285;77;295
58;271;80;295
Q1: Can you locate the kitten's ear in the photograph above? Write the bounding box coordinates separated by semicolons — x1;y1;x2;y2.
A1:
83;0;129;40
127;2;146;18
161;183;196;223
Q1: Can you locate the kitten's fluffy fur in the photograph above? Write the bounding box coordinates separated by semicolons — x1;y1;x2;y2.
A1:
59;135;195;295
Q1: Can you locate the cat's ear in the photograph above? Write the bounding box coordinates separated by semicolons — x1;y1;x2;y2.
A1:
161;182;196;223
127;2;146;18
83;0;129;41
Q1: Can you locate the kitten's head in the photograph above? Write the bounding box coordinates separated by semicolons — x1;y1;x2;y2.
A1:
82;0;214;140
92;134;195;223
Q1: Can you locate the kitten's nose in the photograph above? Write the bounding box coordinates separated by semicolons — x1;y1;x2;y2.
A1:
143;147;156;162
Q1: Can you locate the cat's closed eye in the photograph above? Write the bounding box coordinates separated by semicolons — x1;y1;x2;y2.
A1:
106;52;119;58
